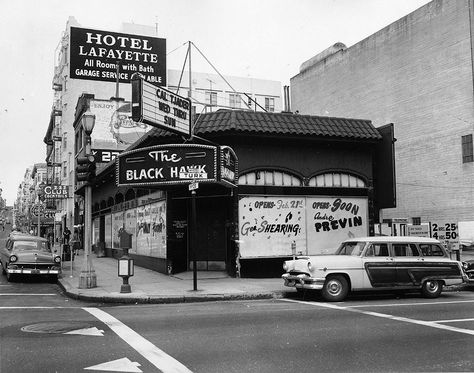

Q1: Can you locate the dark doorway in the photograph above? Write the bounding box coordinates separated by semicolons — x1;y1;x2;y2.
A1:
192;197;228;271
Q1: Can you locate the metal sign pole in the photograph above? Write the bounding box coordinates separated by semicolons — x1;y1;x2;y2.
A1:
37;207;41;237
191;188;197;291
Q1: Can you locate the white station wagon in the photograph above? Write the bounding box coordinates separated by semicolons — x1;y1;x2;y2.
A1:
282;236;466;301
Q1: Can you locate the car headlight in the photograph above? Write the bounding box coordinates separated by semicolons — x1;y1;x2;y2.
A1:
307;261;313;271
283;262;288;271
54;256;61;263
9;255;18;263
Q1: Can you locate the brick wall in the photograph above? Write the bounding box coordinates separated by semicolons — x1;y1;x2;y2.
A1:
291;0;474;223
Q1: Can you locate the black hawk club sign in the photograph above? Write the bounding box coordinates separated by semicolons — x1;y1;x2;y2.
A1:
116;144;238;187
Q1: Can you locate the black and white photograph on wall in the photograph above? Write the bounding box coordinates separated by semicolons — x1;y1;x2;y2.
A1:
2;1;474;372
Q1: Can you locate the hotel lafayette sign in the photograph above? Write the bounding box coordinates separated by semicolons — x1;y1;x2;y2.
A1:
131;74;191;136
70;27;166;85
116;144;218;187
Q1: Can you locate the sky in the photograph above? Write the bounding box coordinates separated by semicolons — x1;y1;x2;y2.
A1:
0;0;431;206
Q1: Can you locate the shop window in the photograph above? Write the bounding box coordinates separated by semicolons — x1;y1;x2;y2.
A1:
265;97;275;112
229;93;241;108
239;170;302;186
308;173;366;188
462;134;473;163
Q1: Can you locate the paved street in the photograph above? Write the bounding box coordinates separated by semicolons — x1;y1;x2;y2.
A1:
2;274;474;373
2;224;474;372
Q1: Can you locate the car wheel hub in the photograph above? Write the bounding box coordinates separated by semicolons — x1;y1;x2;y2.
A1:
426;281;438;292
327;280;342;295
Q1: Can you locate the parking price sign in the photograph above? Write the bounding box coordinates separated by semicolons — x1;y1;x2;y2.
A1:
430;222;459;251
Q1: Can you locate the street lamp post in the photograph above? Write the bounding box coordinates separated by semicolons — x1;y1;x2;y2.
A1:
78;110;97;289
37;183;45;237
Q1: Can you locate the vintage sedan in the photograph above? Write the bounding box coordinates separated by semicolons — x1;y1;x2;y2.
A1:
282;236;466;301
0;233;61;282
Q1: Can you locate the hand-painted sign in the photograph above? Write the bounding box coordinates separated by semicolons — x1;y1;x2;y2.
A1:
239;196;306;258
70;27;166;85
131;74;191;136
306;196;368;254
238;195;369;258
43;185;69;199
116;144;217;187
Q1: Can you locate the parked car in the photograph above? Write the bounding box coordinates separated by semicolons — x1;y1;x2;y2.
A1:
282;236;466;302
0;233;61;282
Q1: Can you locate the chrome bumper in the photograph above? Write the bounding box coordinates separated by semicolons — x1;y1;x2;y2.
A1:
7;268;61;275
282;273;326;290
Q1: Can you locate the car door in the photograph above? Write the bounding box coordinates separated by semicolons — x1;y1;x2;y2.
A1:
363;242;398;287
392;242;421;286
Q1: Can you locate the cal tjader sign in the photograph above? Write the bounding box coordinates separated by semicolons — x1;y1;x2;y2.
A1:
131;74;191;136
116;144;218;187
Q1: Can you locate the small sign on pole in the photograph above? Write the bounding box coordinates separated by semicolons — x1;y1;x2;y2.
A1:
189;181;199;191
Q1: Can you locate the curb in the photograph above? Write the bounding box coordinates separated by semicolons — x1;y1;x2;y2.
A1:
57;279;474;305
57;279;288;304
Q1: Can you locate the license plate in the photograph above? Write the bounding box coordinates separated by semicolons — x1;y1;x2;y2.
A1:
31;269;40;274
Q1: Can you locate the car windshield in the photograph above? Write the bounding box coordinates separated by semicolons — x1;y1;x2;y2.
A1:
336;241;366;256
13;240;51;253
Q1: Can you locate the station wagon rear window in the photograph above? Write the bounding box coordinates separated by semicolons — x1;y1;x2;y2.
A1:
419;244;445;257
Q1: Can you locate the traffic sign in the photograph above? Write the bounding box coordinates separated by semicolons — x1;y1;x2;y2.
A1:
31;204;45;218
189;181;199;191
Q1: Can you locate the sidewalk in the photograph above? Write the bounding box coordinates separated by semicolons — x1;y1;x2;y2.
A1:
58;251;474;304
57;252;287;304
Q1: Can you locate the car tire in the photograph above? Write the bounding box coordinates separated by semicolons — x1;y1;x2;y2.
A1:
421;280;443;298
1;263;5;275
6;272;14;282
321;275;349;302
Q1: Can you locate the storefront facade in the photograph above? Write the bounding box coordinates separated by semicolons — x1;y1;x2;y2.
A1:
81;109;395;277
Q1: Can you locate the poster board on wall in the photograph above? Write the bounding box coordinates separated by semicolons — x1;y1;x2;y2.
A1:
149;201;167;258
306;196;368;254
238;195;369;258
104;214;112;248
136;204;151;256
238;196;306;258
112;212;124;248
125;208;137;254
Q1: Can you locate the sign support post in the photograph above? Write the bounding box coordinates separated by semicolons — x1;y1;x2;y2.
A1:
37;208;41;237
189;180;199;291
191;189;198;291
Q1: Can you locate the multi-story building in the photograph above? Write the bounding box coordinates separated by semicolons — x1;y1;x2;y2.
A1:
290;0;474;236
13;164;47;232
43;17;282;237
